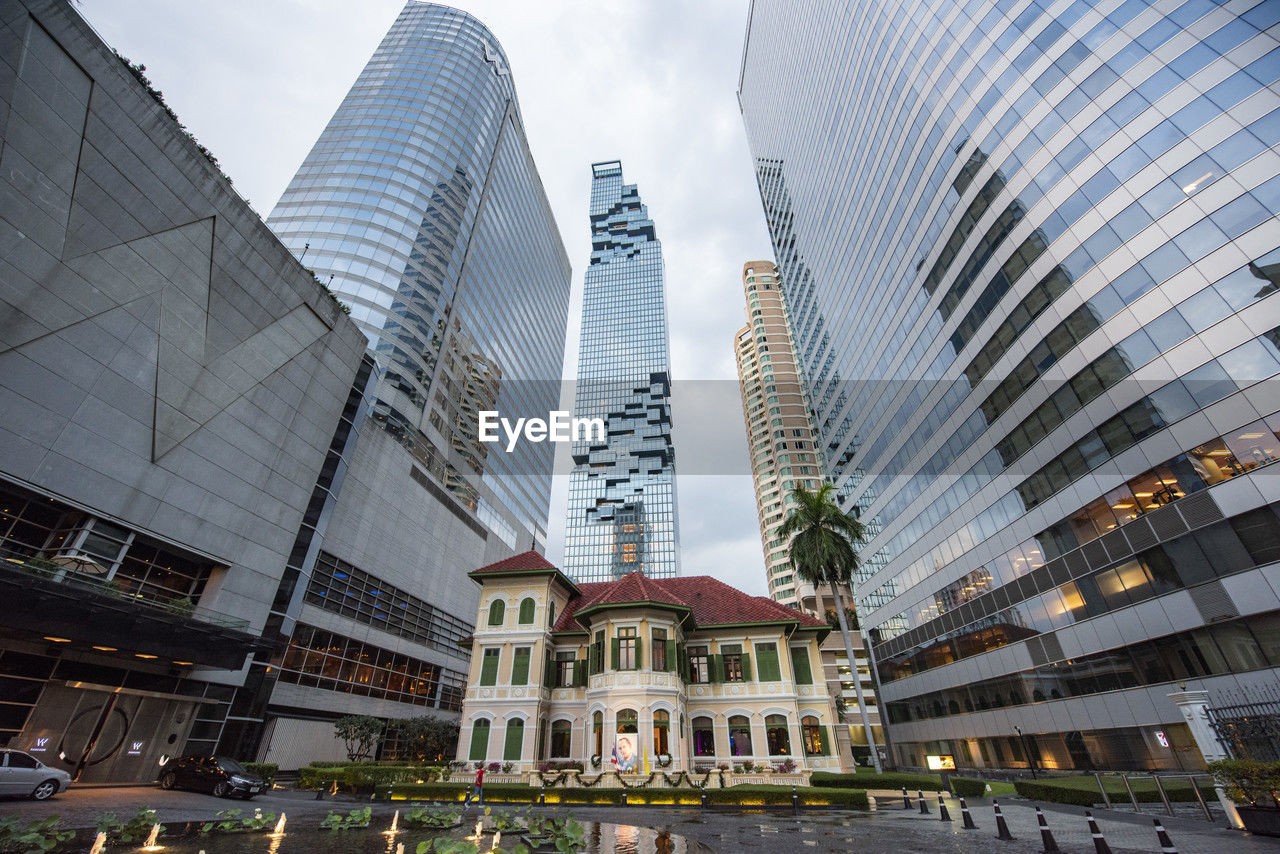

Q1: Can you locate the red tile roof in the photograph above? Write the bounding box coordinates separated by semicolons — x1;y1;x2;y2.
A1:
470;550;558;574
548;570;826;633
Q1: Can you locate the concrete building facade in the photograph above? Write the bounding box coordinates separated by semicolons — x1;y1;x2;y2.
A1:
0;0;366;782
455;552;844;775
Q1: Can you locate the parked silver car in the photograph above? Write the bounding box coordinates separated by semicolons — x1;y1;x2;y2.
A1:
0;750;71;799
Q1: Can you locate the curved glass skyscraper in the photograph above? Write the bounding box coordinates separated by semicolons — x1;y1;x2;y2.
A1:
269;2;570;546
563;161;680;582
742;0;1280;770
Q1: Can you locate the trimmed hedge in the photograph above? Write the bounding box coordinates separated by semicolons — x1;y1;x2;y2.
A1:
389;782;868;810
949;777;988;798
299;764;442;792
1014;780;1098;807
243;763;278;785
810;771;944;791
1015;776;1217;807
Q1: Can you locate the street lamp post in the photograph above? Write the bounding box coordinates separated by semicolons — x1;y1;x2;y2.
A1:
1014;726;1037;779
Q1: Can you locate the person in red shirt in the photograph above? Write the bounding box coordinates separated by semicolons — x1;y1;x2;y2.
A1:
463;765;484;808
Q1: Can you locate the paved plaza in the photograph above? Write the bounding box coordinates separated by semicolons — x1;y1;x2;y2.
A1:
0;786;1275;853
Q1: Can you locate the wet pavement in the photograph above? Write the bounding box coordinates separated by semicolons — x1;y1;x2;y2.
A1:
0;786;1274;852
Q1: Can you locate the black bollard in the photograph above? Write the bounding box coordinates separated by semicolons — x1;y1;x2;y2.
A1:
993;799;1015;841
314;787;324;801
938;792;952;822
1085;811;1113;854
959;797;978;830
701;791;706;811
902;786;912;809
918;790;929;814
793;786;799;816
1153;817;1178;854
1035;807;1060;853
622;790;628;806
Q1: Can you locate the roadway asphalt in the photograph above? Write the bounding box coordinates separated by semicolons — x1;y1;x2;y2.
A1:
0;785;1274;852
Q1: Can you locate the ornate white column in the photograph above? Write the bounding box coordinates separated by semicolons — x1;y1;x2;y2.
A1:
1169;689;1242;828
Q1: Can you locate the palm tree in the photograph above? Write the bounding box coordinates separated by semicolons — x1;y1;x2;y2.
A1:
778;482;882;773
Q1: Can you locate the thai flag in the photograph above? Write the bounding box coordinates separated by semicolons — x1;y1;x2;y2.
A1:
610;745;619;767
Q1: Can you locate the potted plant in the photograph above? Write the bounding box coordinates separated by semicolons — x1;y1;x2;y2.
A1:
1209;759;1280;835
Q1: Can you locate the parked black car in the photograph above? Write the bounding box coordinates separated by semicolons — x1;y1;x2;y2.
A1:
158;756;266;799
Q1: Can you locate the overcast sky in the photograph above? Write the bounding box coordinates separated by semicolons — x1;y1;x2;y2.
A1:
80;0;776;595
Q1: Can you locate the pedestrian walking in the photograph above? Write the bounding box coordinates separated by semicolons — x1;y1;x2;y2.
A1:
463;765;485;808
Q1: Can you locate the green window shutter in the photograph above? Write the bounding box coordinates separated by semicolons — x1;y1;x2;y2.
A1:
518;598;535;624
709;654;723;683
821;727;831;756
511;648;530;685
488;600;504;626
756;645;780;681
666;639;676;672
634;636;643;670
588;643;599;675
468;720;490;761
543;649;555;688
480;649;500;686
611;638;620;671
790;647;813;685
676;643;688;680
503;719;524;761
573;659;587;687
741;652;753;681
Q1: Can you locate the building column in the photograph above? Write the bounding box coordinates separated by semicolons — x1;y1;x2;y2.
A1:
1169;689;1241;828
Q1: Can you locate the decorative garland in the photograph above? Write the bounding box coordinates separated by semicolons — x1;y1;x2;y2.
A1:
660;770;713;789
536;771;569;787
617;772;656;789
578;773;606;788
590;754;602;769
656;753;673;768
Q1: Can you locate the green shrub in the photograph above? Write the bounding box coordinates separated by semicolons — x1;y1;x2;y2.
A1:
950;777;989;798
244;763;278;785
388;782;868;809
1208;759;1280;806
298;764;426;793
1014;779;1100;807
810;771;943;791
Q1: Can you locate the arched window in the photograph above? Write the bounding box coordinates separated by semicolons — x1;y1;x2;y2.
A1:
616;708;638;733
728;715;752;756
653;709;670;756
692;716;715;757
766;714;790;755
592;711;603;758
801;715;826;755
518;597;535;624
468;718;490;762
488;599;505;626
503;718;524;762
550;720;572;758
548;600;557;628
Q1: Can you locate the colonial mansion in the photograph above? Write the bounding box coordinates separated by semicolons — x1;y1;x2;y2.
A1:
456;552;847;775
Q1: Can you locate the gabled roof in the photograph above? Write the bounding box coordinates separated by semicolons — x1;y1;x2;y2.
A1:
543;570;828;636
471;550;557;574
467;550;579;597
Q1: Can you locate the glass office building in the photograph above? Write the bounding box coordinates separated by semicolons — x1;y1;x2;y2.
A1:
741;0;1280;770
563;161;680;583
245;1;571;763
268;1;571;548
